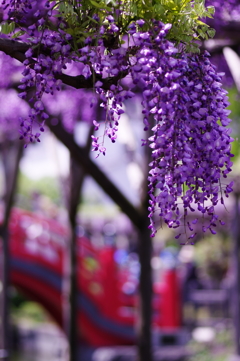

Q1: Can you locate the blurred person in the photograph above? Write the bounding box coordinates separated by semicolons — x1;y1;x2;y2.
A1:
179;246;203;303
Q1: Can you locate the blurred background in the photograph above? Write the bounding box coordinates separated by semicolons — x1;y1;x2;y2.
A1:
0;85;239;361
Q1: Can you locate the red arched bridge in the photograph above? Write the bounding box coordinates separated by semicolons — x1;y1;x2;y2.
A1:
7;208;181;346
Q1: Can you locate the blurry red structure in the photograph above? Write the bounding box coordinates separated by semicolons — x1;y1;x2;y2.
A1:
8;208;181;346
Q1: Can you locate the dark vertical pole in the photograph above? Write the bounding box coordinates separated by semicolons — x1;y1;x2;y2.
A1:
137;213;153;361
64;126;93;361
48;117;154;361
0;140;23;361
137;125;153;361
0;226;9;361
233;189;240;356
67;159;83;361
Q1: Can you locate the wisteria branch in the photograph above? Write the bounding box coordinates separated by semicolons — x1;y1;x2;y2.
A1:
0;37;29;62
0;37;128;90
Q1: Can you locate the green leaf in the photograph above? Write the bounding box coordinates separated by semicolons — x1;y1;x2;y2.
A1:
231;139;240;159
90;0;112;11
105;0;117;5
11;30;25;38
206;5;215;15
197;20;209;26
0;22;15;34
207;28;216;38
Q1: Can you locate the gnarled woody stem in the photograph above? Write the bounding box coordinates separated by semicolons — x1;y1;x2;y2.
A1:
0;37;128;90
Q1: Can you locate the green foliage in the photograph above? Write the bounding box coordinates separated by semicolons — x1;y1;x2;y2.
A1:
11;30;26;38
17;172;61;208
12;301;48;323
49;0;215;52
226;87;240;159
121;0;215;50
0;22;15;34
188;327;234;361
0;1;216;52
227;87;240;120
231;139;240;159
0;21;26;39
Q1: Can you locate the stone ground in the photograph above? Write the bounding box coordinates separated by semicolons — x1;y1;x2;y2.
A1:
12;318;236;361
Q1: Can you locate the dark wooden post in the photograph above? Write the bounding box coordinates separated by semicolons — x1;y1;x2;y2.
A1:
137;126;153;361
137;213;153;361
0;140;23;361
48;120;154;361
233;183;240;358
65;159;83;361
63;126;93;361
0;225;9;361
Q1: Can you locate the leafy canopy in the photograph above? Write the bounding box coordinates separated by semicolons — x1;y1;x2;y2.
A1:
1;0;215;52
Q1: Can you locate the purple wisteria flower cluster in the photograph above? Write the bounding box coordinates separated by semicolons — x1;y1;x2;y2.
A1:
1;1;234;238
81;19;234;240
3;0;72;144
128;21;234;240
78;17;130;156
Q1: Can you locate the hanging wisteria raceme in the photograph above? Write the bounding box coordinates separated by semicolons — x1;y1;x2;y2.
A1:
0;1;234;238
78;15;131;156
128;21;234;240
18;31;70;143
78;19;234;240
2;0;73;143
2;0;132;149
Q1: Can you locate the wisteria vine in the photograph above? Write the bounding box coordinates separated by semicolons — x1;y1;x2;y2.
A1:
1;0;234;240
130;21;233;240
